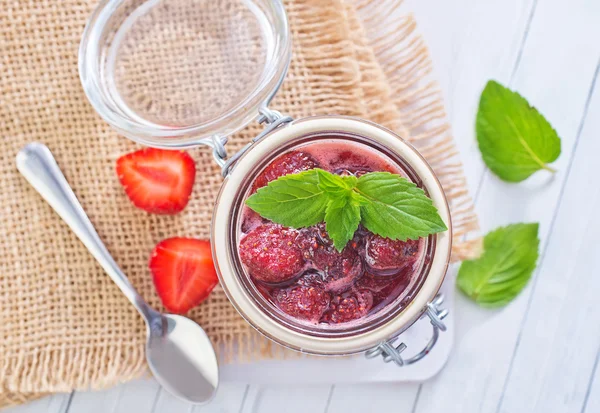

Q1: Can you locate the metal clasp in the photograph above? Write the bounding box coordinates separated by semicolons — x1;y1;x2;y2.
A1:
364;293;448;366
216;106;293;177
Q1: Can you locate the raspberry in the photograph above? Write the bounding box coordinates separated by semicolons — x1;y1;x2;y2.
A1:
252;151;320;192
364;234;421;275
323;290;373;324
239;224;305;284
273;273;330;322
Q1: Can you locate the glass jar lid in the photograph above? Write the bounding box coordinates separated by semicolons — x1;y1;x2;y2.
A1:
79;0;291;148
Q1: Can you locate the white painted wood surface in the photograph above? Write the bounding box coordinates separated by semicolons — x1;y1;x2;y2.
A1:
4;0;600;412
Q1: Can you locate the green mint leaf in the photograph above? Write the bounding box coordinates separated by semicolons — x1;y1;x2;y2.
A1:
316;168;357;194
245;170;329;228
457;223;540;307
246;168;448;251
324;194;361;252
476;80;561;182
355;172;448;240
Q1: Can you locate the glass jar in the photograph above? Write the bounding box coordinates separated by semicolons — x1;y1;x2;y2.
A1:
212;116;451;359
79;0;451;365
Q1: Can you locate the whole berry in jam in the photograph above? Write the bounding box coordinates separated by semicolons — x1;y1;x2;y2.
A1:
239;224;305;284
323;290;374;324
364;234;421;275
299;224;364;291
273;272;330;323
252;151;320;192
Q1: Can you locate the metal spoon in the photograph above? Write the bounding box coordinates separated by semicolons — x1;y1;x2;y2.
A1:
16;143;219;404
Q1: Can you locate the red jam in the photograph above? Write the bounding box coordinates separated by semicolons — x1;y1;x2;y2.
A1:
238;141;426;326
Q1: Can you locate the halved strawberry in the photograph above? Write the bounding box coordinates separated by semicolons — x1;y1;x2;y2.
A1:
149;238;219;314
116;148;195;214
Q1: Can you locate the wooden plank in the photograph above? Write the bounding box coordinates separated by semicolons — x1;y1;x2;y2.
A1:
240;385;332;413
63;379;160;413
413;0;600;412
583;352;600;413
497;61;600;413
47;394;73;413
68;387;123;413
1;377;246;413
192;383;248;413
151;388;192;413
143;381;247;413
111;379;161;413
326;384;420;413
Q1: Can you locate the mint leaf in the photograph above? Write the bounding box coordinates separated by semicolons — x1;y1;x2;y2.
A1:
457;223;540;307
477;80;561;182
355;172;448;241
245;170;329;228
316;168;356;194
245;169;448;251
324;194;361;251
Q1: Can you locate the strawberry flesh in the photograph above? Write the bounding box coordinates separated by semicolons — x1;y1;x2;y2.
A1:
364;234;420;275
239;224;305;284
116;148;195;214
323;290;373;324
252;151;320;192
299;224;364;292
149;238;218;314
272;272;330;322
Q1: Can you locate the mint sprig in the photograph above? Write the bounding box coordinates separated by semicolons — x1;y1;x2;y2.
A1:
476;80;561;182
246;168;448;251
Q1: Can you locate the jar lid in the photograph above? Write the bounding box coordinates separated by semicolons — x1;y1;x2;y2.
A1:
79;0;291;148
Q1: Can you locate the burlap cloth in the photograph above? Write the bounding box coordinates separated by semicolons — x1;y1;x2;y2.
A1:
0;0;480;407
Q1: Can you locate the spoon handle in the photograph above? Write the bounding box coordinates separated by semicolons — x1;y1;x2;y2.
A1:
16;143;157;323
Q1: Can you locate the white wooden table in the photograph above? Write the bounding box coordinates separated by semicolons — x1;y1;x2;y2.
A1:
6;0;600;411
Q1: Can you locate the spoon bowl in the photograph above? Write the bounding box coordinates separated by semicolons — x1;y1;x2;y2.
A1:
16;143;219;404
147;314;219;404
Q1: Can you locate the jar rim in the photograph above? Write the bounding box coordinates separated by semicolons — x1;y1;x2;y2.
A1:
211;116;453;355
78;0;292;148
